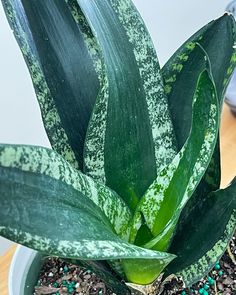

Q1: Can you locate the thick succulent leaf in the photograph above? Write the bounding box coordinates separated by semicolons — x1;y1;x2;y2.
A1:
131;68;219;249
81;0;177;211
0;165;176;264
122;258;165;285
162;14;236;224
0;144;131;239
0;163;176;286
1;0;102;169
166;179;236;287
162;14;236;148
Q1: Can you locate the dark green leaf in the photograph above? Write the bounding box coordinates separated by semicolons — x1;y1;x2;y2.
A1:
162;14;236;147
1;0;101;169
162;14;236;225
0;144;175;284
131;68;219;249
81;0;177;211
0;144;131;239
167;179;236;287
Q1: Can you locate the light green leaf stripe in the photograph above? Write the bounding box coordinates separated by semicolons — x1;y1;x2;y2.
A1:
2;0;78;168
0;225;173;261
82;0;177;185
0;144;131;239
83;80;109;182
66;0;103;80
177;211;236;286
66;0;108;182
0;164;175;285
109;0;177;171
131;69;219;246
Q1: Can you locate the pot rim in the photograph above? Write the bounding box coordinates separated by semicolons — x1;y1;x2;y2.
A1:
8;245;38;295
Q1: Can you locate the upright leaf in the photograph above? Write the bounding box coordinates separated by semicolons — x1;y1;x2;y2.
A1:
162;14;236;220
1;0;102;169
131;67;219;249
162;15;236;260
162;14;236;148
81;0;177;211
167;179;236;287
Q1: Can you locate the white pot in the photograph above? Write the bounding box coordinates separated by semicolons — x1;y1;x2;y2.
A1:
8;246;43;295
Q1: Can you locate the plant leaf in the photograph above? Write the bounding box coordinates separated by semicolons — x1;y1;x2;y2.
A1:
166;179;236;287
0;149;176;285
0;166;176;262
162;14;236;147
1;0;103;169
131;67;219;249
161;14;236;224
80;0;177;211
0;144;131;239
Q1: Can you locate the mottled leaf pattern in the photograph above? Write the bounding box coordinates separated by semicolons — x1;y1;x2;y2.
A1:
1;1;236;290
0;164;176;268
161;16;236;282
81;0;177;211
130;69;219;249
167;179;236;286
162;14;236;145
162;14;236;224
1;0;101;169
0;144;131;239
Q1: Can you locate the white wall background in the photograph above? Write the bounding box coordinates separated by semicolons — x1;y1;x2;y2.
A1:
0;1;232;252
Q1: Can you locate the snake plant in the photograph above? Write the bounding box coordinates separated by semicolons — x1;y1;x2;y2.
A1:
0;1;236;294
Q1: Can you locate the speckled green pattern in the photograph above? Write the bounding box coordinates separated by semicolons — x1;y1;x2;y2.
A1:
109;0;177;172
65;0;103;80
131;70;219;248
163;40;199;97
161;15;236;252
0;226;175;261
162;14;236;145
78;0;177;211
83;80;109;183
2;0;78;168
0;166;175;266
65;0;108;182
178;212;236;287
0;144;131;239
167;176;236;286
223;51;236;89
77;0;155;211
0;226;175;265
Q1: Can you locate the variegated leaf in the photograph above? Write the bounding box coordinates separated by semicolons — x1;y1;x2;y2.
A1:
80;0;177;211
0;158;176;285
1;0;102;169
162;14;236;147
0;166;176;262
130;68;219;249
162;14;236;227
167;179;236;287
0;144;131;239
